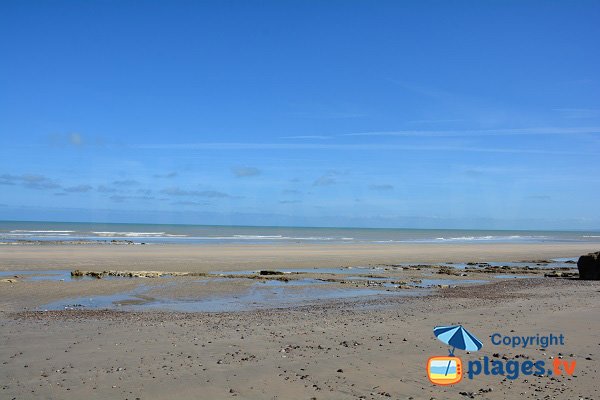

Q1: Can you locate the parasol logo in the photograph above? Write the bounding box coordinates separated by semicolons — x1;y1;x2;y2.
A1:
427;326;577;384
427;325;483;385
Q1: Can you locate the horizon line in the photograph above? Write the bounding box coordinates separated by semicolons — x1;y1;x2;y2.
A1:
1;218;598;233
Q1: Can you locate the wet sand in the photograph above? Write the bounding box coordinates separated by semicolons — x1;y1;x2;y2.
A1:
1;279;599;399
0;242;596;272
0;243;599;399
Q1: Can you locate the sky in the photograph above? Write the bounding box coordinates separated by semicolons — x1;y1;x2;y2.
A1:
1;0;600;230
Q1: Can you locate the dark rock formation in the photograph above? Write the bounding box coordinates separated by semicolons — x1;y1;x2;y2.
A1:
577;252;600;280
259;270;284;275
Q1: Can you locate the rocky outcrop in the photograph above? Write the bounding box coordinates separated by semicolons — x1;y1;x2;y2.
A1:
544;271;578;278
259;270;284;275
438;266;460;275
71;270;206;279
577;252;600;280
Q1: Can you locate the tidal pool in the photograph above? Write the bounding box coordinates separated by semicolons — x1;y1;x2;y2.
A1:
0;269;125;281
39;278;423;312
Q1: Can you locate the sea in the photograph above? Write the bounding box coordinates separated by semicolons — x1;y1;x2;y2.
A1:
1;220;599;245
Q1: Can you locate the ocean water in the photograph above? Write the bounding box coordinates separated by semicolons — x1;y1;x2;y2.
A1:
1;220;599;245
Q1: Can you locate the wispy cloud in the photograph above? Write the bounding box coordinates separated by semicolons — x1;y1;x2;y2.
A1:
21;175;61;190
554;108;600;119
136;141;593;155
313;172;340;187
0;175;18;186
232;166;261;178
109;195;126;202
388;79;458;101
63;184;93;193
110;194;155;203
112;179;140;186
279;200;301;204
97;185;118;193
153;171;178;178
406;118;466;125
46;132;113;148
528;194;552;200
0;174;61;190
281;135;332;140
464;169;484;177
171;200;209;206
47;132;85;147
286;110;367;120
160;187;230;198
462;166;527;177
69;133;83;146
369;184;394;191
343;127;600;137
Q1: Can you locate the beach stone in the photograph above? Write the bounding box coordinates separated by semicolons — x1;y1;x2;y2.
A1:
577;252;600;280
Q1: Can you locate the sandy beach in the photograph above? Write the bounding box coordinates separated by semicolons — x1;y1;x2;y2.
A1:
0;242;596;272
4;0;599;398
0;242;599;399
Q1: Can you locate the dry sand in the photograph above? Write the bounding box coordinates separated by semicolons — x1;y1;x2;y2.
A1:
0;243;598;399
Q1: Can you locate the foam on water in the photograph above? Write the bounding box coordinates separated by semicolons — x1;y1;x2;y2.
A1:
2;221;600;244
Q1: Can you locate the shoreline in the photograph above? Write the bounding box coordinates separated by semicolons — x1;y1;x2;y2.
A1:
0;242;595;272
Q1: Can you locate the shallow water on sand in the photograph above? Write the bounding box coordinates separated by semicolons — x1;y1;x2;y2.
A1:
441;258;577;270
0;270;124;281
15;261;570;312
39;278;425;312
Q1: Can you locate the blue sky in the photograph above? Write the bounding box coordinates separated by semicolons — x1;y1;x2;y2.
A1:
1;0;599;229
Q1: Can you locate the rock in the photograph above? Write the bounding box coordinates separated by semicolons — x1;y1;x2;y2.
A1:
70;270;206;279
544;271;578;278
577;252;600;280
259;270;284;275
438;266;459;276
0;278;17;283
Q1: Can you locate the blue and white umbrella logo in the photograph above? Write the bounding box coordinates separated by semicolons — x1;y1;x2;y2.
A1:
433;325;483;356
